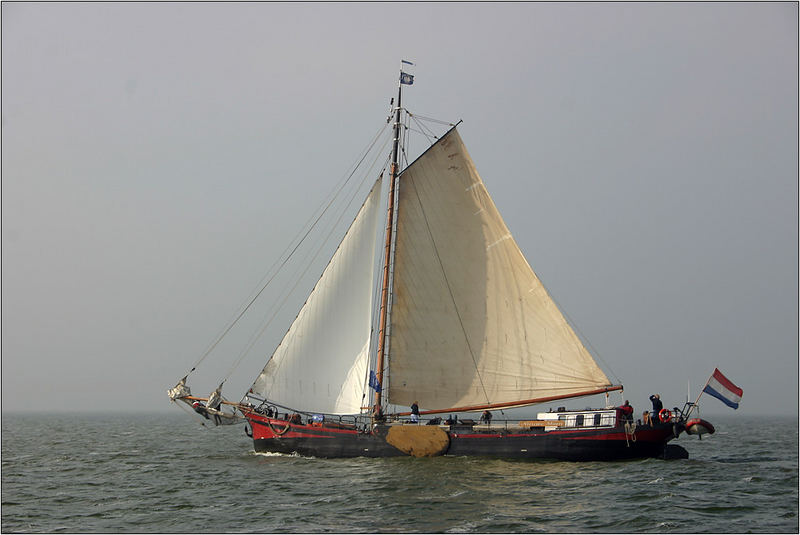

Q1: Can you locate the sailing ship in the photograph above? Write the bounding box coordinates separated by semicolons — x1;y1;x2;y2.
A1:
168;65;713;461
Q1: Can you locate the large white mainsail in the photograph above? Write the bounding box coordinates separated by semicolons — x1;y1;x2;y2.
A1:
388;129;613;411
251;179;383;414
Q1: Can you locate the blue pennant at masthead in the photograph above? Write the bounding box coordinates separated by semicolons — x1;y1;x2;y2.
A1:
369;370;382;393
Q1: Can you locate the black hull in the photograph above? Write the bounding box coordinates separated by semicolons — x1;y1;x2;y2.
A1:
247;415;681;461
445;430;672;461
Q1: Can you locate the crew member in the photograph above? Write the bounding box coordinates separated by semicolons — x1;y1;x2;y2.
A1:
410;401;420;423
192;401;210;420
649;394;663;423
618;400;633;422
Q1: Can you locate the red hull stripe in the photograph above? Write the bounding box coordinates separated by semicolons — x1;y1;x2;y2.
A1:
250;423;337;440
246;414;359;438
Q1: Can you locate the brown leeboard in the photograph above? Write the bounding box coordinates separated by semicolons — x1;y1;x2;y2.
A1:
384;425;450;457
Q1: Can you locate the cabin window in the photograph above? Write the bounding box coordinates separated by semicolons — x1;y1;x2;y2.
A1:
575;414;584;426
593;413;601;426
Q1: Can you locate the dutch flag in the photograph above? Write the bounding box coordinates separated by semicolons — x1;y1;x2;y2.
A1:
703;368;743;409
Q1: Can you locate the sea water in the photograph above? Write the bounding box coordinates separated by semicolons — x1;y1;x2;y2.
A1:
2;412;797;533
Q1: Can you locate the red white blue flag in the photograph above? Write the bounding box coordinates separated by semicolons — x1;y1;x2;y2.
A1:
703;368;743;409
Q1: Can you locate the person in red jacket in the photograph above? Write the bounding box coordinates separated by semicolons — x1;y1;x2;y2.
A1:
618;400;634;423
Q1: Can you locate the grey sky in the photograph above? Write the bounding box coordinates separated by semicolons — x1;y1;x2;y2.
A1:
2;2;796;416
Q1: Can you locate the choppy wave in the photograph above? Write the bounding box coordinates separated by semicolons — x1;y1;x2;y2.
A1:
1;413;797;533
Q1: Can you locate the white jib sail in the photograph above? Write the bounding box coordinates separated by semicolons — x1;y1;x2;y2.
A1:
388;129;612;410
251;179;383;414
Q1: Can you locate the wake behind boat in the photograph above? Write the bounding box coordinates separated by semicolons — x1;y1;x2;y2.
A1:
169;64;741;460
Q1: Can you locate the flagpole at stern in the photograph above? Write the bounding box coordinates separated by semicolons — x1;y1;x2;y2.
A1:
686;376;711;419
687;369;720;419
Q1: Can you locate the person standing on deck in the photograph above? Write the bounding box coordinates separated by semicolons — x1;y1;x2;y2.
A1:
618;400;633;422
410;401;420;423
649;394;663;423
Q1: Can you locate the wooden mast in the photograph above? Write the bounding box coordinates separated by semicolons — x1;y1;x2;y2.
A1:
373;68;404;415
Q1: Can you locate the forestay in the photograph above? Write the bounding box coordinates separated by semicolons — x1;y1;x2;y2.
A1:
388;129;612;410
251;179;383;414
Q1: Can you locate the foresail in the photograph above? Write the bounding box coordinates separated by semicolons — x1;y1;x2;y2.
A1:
250;179;383;414
388;129;612;411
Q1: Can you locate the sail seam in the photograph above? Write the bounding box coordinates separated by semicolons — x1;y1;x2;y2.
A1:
486;234;512;250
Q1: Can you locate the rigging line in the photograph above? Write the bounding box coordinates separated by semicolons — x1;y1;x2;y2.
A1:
538;278;621;385
233;147;391;386
361;157;394;408
173;399;215;429
260;139;390;352
410;113;437;138
190;127;390;379
415;116;442;141
408;176;493;407
186;120;391;377
407;112;455;126
406;126;433;139
408;117;436;144
229;146;393;386
230;172;375;386
400;114;412;169
235;171;380;391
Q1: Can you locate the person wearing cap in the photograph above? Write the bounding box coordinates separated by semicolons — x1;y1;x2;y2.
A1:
649;394;663;423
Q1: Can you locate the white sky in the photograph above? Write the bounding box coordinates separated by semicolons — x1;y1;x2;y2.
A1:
2;2;797;416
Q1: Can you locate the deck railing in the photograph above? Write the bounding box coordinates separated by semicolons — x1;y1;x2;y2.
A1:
239;396;686;431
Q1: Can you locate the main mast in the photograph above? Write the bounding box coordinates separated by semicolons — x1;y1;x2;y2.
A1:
373;66;406;415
